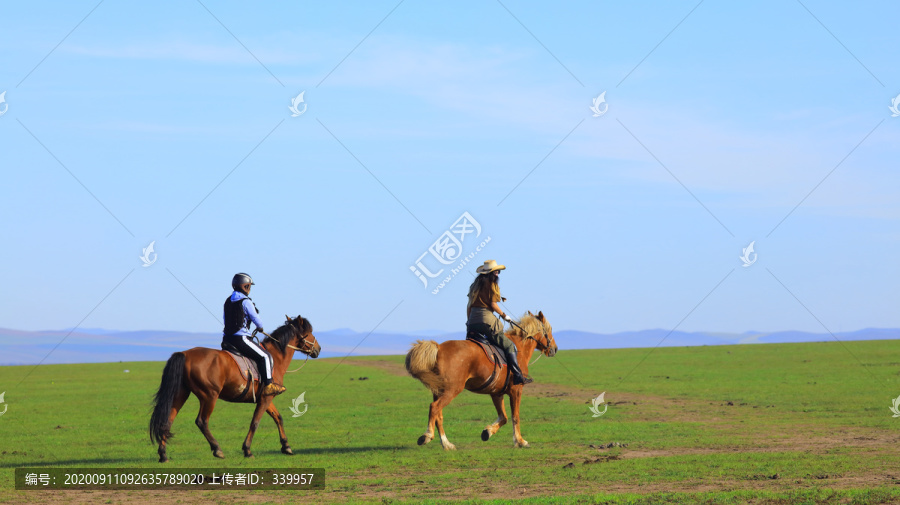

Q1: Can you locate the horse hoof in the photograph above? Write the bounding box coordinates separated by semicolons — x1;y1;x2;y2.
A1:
244;453;253;458
515;441;530;449
481;430;491;442
442;443;456;451
213;449;225;459
417;435;431;446
158;457;168;463
282;446;293;455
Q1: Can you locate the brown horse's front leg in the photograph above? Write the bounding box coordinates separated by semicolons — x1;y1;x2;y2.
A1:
266;403;293;455
243;397;271;458
509;386;529;448
481;394;508;442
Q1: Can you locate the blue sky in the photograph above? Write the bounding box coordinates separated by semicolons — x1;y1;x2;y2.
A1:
0;1;897;336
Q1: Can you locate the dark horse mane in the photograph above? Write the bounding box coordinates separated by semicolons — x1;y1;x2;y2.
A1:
265;316;313;352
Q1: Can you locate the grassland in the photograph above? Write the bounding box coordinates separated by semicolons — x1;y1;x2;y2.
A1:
0;339;899;504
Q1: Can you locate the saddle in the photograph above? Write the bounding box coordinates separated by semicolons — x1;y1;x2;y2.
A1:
466;332;511;392
466;332;508;367
221;342;261;401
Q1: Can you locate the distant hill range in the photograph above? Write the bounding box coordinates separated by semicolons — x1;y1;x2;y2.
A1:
0;327;897;366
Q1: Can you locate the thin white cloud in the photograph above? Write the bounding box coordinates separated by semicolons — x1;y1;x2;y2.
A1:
57;34;899;219
64;34;324;66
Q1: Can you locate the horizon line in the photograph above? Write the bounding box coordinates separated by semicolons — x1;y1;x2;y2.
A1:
2;326;898;336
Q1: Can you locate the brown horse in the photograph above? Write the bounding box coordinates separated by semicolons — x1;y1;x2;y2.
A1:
149;315;321;462
405;311;557;450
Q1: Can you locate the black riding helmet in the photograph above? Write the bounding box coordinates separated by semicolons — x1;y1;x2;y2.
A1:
232;273;255;293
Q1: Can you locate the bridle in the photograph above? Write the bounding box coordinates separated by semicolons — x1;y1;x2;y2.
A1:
286;331;314;354
510;320;552;365
254;325;316;373
511;320;550;349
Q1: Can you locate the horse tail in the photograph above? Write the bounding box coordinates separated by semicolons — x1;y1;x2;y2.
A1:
149;352;185;444
405;340;443;395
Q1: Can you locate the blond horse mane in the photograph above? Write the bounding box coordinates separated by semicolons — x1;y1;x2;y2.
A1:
507;312;550;342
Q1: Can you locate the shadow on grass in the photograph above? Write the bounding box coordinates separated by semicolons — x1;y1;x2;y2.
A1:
0;456;148;468
0;446;418;468
259;445;414;456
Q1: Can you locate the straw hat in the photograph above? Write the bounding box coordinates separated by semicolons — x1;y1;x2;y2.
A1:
475;260;506;274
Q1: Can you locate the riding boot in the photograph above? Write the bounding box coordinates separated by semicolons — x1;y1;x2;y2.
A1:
262;381;286;396
507;349;533;385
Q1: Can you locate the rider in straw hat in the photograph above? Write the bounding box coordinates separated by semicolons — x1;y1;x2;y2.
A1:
222;273;285;396
466;260;532;385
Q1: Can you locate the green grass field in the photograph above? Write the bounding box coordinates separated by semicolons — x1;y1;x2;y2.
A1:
1;340;899;504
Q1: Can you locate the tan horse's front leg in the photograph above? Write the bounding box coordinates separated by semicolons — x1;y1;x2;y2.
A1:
509;386;529;448
242;396;272;458
481;394;508;441
265;403;293;455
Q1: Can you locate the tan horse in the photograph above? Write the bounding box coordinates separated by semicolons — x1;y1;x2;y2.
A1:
405;311;557;450
149;315;321;462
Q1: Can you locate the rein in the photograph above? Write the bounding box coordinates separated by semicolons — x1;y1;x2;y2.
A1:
509;320;550;366
256;329;312;373
285;350;309;373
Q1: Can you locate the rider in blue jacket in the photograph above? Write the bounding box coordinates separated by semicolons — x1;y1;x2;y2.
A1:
222;273;285;396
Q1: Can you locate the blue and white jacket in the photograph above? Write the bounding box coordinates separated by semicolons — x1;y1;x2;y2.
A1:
222;291;265;338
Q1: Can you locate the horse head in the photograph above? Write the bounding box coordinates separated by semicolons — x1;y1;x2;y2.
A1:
284;314;321;358
527;310;557;357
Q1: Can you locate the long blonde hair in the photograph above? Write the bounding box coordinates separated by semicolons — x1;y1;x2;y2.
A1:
467;273;500;311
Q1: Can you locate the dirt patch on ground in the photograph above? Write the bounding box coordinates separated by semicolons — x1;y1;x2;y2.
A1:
337;358;408;377
525;380;590;399
581;419;900;461
611;432;899;460
527;383;738;425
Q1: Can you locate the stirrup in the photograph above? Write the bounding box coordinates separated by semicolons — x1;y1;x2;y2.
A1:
263;383;286;396
513;374;534;385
